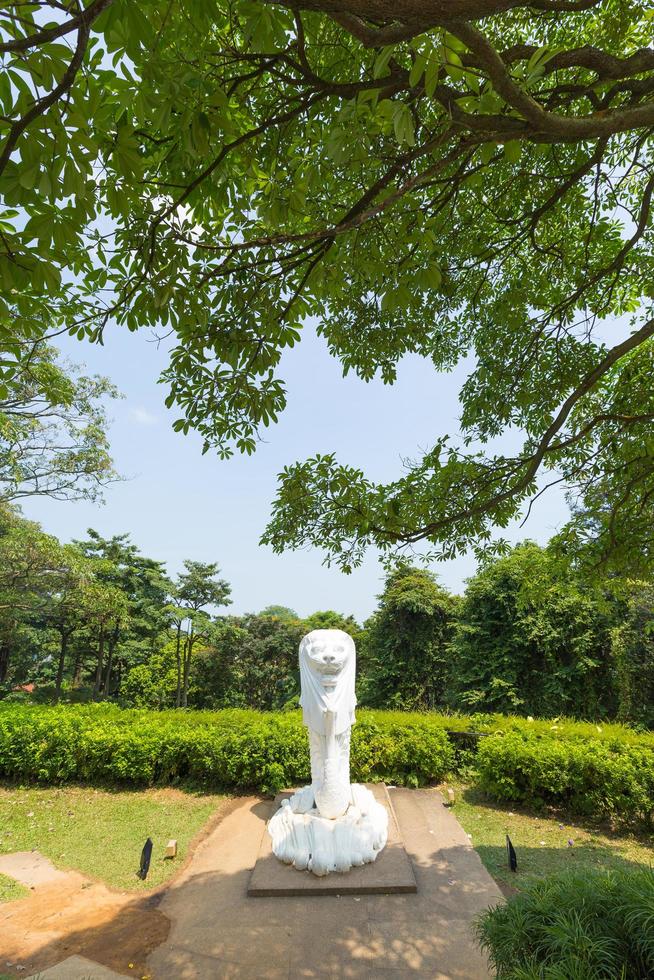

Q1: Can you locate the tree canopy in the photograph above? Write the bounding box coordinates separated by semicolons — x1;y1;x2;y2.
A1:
0;342;119;503
2;0;654;572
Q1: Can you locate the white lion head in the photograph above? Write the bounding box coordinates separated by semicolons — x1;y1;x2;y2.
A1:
299;628;356;736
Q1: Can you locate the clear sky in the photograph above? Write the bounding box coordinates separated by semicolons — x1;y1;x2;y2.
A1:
23;322;571;623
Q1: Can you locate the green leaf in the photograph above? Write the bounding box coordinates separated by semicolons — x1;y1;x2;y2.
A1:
373;46;395;79
392;103;415;146
503;141;521;164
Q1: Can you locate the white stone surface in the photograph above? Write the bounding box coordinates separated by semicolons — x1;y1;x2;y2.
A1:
0;850;70;888
28;955;125;979
268;629;388;875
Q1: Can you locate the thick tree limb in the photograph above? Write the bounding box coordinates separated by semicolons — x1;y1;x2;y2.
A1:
411;318;654;541
0;0;113;53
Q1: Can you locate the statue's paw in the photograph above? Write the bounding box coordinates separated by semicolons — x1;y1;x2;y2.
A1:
289;785;315;814
308;854;331;876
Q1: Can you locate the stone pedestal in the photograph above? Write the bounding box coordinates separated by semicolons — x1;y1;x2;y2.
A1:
248;784;417;897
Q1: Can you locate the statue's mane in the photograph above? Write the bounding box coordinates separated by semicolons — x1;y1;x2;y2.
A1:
299;628;356;736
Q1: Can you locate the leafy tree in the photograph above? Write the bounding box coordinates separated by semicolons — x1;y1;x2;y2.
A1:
0;342;119;503
260;605;299;621
37;548;96;701
302;610;360;637
361;565;458;710
449;542;618;717
120;641;178;709
175;560;232;706
3;1;654;574
0;504;67;683
193;612;303;710
81;580;128;698
611;582;654;727
73;531;172;693
191;619;246;709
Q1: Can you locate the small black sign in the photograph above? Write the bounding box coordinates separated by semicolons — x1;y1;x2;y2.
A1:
506;834;517;872
137;837;153;880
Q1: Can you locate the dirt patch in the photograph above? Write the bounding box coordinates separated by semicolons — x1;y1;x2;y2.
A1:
0;798;242;978
0;875;168;977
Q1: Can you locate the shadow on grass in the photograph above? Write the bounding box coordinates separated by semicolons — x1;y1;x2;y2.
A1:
457;784;654;896
0;776;251;799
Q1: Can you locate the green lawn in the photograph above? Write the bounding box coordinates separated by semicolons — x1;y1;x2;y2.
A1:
448;783;654;894
0;784;225;896
0;871;27;903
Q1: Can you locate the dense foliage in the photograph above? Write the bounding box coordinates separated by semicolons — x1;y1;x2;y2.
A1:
478;868;654;979
1;704;651;824
611;583;654;728
2;503;654;727
0;704;455;793
448;543;619;717
360;565;458;710
2;1;653;576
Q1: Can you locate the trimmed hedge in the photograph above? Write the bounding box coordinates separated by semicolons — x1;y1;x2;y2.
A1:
0;704;454;793
476;731;654;824
1;704;652;822
477;868;654;979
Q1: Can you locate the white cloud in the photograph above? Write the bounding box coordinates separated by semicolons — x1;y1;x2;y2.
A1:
129;406;158;426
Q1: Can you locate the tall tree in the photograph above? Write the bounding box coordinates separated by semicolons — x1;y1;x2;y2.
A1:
175;561;232;707
0;342;119;503
362;564;457;709
38;547;95;702
449;541;618;716
0;504;66;683
73;531;172;691
2;1;654;573
82;581;127;698
260;605;300;622
611;582;654;727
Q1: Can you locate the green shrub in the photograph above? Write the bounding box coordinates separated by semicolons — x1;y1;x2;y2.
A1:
477;868;654;979
0;704;650;819
0;704;453;793
476;731;654;824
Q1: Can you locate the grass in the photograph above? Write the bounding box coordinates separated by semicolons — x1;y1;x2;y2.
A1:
0;871;27;903
0;783;225;896
447;782;654;894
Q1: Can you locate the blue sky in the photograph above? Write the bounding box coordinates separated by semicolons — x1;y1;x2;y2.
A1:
23;323;570;622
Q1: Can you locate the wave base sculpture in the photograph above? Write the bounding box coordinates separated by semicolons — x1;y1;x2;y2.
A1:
268;629;388;876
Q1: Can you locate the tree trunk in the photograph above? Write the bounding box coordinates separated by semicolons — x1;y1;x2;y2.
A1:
53;630;69;703
102;636;117;695
175;622;182;708
93;628;105;699
182;629;193;709
72;652;84;688
0;639;9;684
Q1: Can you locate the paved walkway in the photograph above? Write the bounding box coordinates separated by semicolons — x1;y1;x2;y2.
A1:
148;788;503;979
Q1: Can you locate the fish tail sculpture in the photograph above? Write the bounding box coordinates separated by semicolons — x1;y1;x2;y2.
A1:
312;717;350;819
268;628;388;876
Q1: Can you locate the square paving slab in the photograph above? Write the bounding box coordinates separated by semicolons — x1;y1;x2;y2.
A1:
248;783;417;896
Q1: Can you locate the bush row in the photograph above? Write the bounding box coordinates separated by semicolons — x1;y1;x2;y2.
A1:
476;731;654;824
0;704;454;793
477;868;654;979
1;705;652;822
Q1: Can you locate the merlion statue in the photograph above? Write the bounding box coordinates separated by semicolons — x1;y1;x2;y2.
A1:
268;629;388;876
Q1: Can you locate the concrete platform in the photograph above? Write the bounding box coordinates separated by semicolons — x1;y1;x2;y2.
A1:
147;788;503;978
27;955;125;979
248;784;417;896
0;850;71;888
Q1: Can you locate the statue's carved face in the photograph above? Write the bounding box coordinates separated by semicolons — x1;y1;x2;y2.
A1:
300;629;355;693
